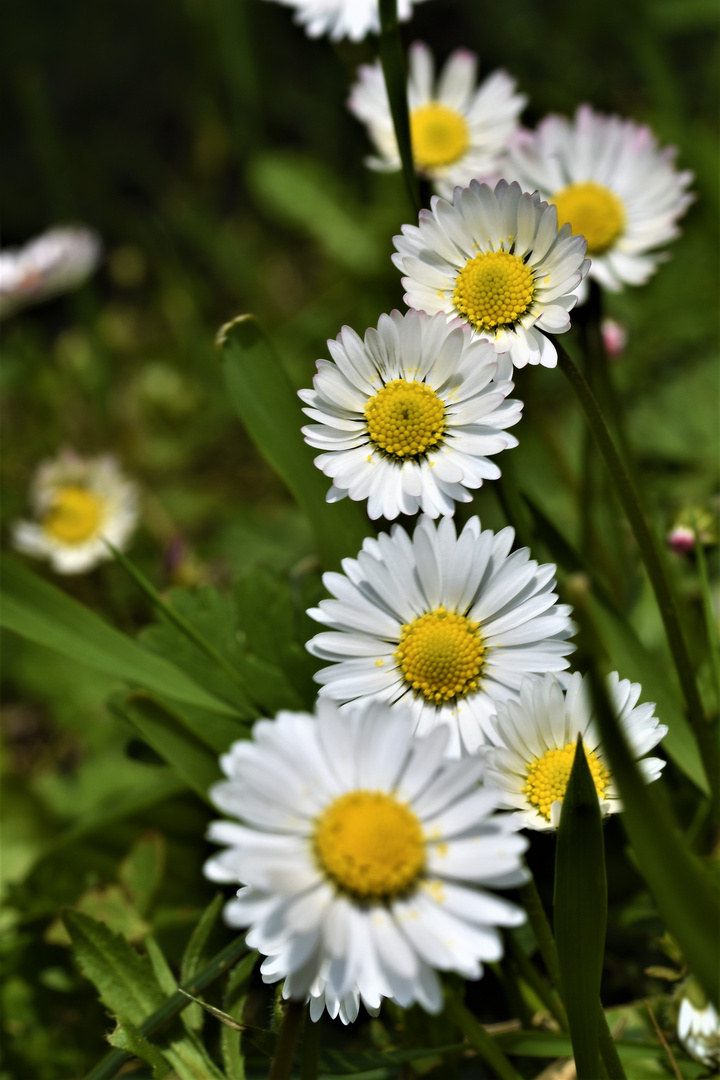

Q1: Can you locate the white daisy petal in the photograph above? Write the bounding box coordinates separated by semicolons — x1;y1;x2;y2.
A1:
265;0;428;42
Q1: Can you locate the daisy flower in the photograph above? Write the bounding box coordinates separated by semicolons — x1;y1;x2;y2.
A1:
348;42;526;199
11;450;139;574
392;179;590;371
498;105;693;297
204;700;528;1020
0;226;101;320
306;514;575;755
262;0;428;42
483;671;667;831
677;979;720;1068
299;308;522;521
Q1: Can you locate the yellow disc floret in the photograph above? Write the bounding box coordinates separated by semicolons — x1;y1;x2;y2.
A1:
410;102;470;170
523;741;611;821
396;606;485;703
551;181;625;255
43;485;104;544
364;379;445;458
453;250;535;331
314;790;425;900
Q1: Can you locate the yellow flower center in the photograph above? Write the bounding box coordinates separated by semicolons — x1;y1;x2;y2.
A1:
42;485;104;544
314;790;425;900
395;606;485;703
523;741;611;821
551;181;626;255
453;250;535;331
364;379;445;458
410;102;470;170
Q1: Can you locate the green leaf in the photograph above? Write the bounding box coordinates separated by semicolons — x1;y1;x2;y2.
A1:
585;660;720;1009
119;833;166;918
108;1017;171;1079
218;315;371;571
554;737;608;1080
0;554;239;717
181;894;224;986
63;910;164;1026
108;692;222;801
221;952;259;1080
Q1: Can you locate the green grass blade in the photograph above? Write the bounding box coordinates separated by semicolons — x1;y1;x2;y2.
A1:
554;737;608;1080
0;554;239;717
378;0;420;214
218;315;371;571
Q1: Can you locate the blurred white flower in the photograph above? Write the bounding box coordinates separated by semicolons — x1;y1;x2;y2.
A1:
11;450;138;574
497;106;693;300
0;226;102;319
483;672;667;831
677;980;720;1068
300;308;522;520
204;700;528;1021
348;42;525;198
601;318;627;359
263;0;428;41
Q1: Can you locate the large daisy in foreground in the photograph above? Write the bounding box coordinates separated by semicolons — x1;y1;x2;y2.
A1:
392;180;590;371
300;309;522;520
348;42;525;199
307;515;575;755
483;671;667;831
263;0;428;41
498;105;693;297
204;701;528;1020
11;450;138;574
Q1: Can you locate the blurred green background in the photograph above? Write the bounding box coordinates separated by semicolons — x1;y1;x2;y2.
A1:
1;0;718;1076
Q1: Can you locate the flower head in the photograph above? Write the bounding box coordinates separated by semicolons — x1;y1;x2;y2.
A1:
11;450;139;574
300;309;522;520
204;700;528;1021
348;43;525;198
392;180;589;371
0;227;101;320
263;0;428;41
483;672;667;831
497;105;693;298
677;979;720;1068
307;514;575;755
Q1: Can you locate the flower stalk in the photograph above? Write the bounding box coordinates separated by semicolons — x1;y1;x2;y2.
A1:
378;0;421;213
269;1000;306;1080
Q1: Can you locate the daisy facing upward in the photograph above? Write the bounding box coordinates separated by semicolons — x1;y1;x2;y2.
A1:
348;42;526;199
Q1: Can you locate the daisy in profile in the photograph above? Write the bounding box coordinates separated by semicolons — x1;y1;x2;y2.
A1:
348;43;526;199
306;515;575;755
392;180;590;371
300;309;522;521
0;226;101;320
677;978;720;1068
483;671;667;831
11;450;138;574
263;0;428;42
204;700;528;1020
498;105;693;297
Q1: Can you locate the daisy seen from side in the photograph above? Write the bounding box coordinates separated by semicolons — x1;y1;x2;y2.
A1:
348;42;526;199
306;514;575;756
11;450;139;574
204;700;529;1021
262;0;428;42
483;671;668;831
0;226;101;320
392;179;590;371
677;979;720;1068
300;308;523;521
497;105;693;298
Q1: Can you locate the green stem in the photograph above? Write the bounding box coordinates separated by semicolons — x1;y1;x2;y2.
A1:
378;0;420;214
598;1013;627;1080
506;930;568;1030
694;525;720;712
553;336;717;809
300;1010;321;1080
85;935;248;1080
494;453;534;551
444;987;523;1080
269;1000;305;1080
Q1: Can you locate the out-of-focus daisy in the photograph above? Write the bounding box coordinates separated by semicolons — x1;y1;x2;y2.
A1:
0;227;101;320
667;506;718;558
601;318;627;359
306;515;574;755
392;180;590;371
348;43;525;199
11;451;138;574
498;106;693;298
299;309;522;521
677;979;720;1068
483;671;667;831
263;0;428;41
204;700;528;1021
